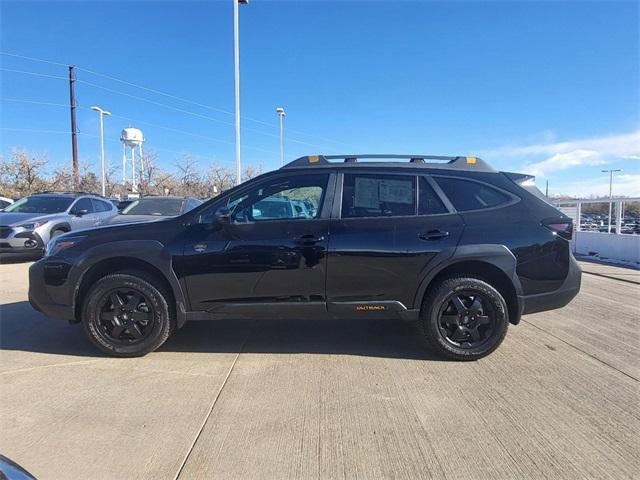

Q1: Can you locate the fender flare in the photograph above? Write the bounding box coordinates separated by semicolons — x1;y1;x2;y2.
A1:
71;240;189;327
412;244;523;310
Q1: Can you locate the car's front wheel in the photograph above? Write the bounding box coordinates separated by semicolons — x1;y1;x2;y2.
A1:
81;272;174;357
421;276;509;361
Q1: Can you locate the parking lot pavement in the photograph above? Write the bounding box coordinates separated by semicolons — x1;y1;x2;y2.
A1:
1;261;638;480
576;257;640;284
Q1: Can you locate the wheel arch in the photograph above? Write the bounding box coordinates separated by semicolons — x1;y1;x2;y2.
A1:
50;222;71;233
414;245;524;325
72;241;188;327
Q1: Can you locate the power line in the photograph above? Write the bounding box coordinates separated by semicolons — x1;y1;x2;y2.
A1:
77;79;326;148
1;127;73;135
0;51;68;67
1;51;354;149
109;113;278;155
1;97;69;108
1;96;279;155
0;68;67;81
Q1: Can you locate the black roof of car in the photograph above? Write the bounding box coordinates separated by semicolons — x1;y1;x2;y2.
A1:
281;154;497;173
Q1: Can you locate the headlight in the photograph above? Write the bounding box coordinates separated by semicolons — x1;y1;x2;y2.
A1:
18;221;44;230
45;235;86;257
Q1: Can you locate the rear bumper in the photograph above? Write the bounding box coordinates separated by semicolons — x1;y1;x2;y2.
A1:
28;260;75;321
520;252;582;315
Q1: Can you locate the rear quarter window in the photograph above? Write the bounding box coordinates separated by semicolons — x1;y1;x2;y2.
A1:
435;177;512;212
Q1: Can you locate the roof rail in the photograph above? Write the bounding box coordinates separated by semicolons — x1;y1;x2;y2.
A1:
281;154;496;172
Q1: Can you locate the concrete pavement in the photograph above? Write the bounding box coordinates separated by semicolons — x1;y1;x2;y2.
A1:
1;260;638;479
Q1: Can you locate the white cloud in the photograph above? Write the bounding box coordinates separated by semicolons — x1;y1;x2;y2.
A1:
484;130;640;177
550;174;640;198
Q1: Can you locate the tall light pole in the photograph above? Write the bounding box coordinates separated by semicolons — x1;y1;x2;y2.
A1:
602;169;622;233
276;107;286;166
91;106;111;197
234;0;249;185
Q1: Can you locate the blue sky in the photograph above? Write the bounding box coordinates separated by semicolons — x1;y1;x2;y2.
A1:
1;0;638;197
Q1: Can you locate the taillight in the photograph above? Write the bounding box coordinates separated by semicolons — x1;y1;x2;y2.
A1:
542;218;573;240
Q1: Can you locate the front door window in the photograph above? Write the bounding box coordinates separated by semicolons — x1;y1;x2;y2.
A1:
226;174;328;223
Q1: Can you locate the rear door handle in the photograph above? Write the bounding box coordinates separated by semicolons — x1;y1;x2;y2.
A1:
419;230;449;241
294;234;324;245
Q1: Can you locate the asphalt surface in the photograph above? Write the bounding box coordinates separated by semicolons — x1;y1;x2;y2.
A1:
0;260;638;480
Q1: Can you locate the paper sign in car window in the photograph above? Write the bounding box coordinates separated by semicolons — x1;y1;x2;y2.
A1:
379;179;413;204
354;177;380;209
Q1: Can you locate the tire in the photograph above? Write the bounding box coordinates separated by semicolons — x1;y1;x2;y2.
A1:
420;276;509;361
81;272;174;357
50;229;66;239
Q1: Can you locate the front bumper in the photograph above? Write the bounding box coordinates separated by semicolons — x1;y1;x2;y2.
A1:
28;260;76;321
0;230;45;254
519;252;582;315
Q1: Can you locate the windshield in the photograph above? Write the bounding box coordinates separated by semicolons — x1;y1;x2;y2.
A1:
121;198;185;216
4;196;74;214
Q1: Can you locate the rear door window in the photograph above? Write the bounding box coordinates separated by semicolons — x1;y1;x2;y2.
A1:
435;177;511;211
92;199;112;212
341;173;416;218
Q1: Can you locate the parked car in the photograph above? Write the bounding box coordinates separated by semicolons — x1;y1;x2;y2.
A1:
0;196;14;210
0;192;117;256
110;199;135;212
102;196;202;225
29;154;581;359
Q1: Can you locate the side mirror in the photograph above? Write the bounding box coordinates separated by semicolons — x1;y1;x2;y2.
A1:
214;207;231;224
73;209;89;217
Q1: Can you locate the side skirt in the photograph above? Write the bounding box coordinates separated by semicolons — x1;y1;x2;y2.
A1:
183;301;420;322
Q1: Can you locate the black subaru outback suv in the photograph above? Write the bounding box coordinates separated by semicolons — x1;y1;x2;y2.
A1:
29;154;581;360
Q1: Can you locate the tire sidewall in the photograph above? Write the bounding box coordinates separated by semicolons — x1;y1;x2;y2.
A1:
424;277;509;360
82;274;171;357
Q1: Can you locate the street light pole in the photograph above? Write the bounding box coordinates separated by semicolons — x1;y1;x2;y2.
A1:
233;0;249;185
276;107;286;166
91;106;112;197
602;169;622;234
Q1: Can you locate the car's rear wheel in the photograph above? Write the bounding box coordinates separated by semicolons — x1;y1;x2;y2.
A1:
81;273;174;357
421;276;509;360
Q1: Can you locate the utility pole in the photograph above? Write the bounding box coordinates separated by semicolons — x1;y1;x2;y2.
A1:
233;0;249;186
545;179;549;198
91;106;112;197
68;65;79;190
276;107;286;166
602;169;622;234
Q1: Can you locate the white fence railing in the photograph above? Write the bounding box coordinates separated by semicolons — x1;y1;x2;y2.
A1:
554;198;640;265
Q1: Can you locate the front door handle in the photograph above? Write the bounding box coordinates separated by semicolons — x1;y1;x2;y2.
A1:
294;234;325;246
419;230;450;241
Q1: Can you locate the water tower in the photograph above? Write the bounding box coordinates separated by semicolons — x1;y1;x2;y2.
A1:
120;128;145;192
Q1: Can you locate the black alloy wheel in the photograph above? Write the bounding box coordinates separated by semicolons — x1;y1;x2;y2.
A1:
421;276;509;361
96;288;155;345
437;290;496;348
82;272;174;357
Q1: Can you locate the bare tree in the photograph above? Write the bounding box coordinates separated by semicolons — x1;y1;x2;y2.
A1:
206;163;234;197
0;149;48;196
243;163;263;181
138;149;164;195
175;155;204;197
49;167;74;192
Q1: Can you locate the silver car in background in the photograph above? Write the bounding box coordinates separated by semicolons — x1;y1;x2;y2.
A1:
0;192;117;256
